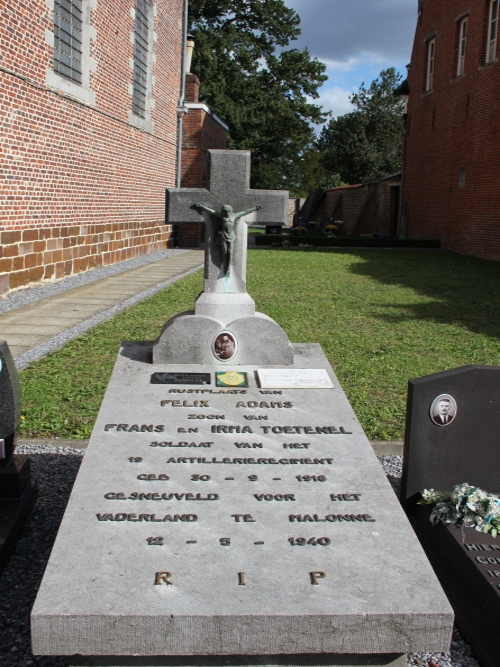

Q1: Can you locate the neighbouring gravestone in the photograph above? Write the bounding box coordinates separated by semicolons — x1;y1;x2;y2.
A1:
293;214;308;227
0;340;37;573
31;151;453;667
264;224;283;235
401;364;500;667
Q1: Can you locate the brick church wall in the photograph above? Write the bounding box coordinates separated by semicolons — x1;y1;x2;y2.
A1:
403;0;500;260
175;74;228;247
0;0;183;295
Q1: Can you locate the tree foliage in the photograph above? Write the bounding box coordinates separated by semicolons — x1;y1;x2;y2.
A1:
318;68;405;185
188;0;328;193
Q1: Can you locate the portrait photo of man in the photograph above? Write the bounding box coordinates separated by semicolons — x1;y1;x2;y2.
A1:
213;332;237;361
429;394;457;426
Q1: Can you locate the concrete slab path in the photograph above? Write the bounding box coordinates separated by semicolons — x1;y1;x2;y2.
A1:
0;250;204;367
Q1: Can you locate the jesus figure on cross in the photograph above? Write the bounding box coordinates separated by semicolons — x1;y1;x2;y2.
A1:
194;202;262;276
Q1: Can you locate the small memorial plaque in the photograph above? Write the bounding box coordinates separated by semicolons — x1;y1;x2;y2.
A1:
151;372;211;385
257;368;334;389
215;371;248;387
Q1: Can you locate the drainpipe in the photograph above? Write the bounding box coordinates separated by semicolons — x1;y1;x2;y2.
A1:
176;0;189;188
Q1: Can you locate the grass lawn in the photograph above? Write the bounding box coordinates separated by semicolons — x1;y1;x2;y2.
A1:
19;248;500;441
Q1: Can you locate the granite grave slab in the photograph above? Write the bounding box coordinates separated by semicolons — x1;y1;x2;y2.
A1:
401;364;500;509
402;364;500;667
31;343;453;666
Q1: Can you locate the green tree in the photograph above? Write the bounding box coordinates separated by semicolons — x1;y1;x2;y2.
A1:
318;68;405;184
188;0;328;193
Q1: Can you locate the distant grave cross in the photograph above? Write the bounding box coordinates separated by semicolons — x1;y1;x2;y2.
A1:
166;150;288;294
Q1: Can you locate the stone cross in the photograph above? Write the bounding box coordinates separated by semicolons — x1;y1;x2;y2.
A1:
167;150;288;295
155;150;292;363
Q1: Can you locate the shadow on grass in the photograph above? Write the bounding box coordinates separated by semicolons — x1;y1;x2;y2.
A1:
304;248;500;341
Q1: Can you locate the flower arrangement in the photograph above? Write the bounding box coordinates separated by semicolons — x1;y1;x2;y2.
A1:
324;224;338;233
290;226;308;235
419;483;500;537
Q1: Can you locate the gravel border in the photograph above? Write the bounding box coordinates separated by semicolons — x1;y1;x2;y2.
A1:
13;260;203;370
0;450;482;667
0;249;192;315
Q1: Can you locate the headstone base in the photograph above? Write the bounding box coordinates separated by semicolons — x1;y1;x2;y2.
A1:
0;454;37;573
408;506;499;667
69;654;407;667
153;308;294;366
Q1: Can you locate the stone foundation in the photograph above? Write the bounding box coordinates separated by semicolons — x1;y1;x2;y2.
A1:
0;221;172;295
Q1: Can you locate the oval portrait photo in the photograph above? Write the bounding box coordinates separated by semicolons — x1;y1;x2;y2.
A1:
429;394;457;426
213;332;237;361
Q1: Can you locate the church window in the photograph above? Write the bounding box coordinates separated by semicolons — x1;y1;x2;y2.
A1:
426;39;435;91
133;0;151;118
457;18;467;76
487;0;499;62
46;0;96;106
53;0;83;83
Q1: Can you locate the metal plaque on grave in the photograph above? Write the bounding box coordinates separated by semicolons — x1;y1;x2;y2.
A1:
151;373;211;385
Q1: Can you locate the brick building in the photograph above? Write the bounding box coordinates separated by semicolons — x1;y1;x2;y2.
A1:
402;0;500;260
176;73;228;247
0;0;226;295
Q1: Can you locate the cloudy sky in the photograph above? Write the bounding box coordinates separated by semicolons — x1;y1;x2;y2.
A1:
284;0;417;119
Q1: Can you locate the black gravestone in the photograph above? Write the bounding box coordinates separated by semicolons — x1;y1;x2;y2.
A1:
0;340;37;573
402;364;500;667
292;214;308;227
265;224;283;235
401;364;500;509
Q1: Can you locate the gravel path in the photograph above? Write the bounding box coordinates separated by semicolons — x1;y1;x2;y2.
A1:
0;450;482;667
0;249;192;315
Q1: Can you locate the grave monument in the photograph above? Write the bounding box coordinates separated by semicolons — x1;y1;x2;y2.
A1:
0;340;37;573
31;151;453;667
154;150;293;365
402;364;500;667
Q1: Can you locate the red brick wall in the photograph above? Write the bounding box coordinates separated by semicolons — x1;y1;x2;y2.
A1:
181;75;228;189
0;0;183;294
319;185;371;235
303;181;398;236
403;0;500;260
176;74;228;247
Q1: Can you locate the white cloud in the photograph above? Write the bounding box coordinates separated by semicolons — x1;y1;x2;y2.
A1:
320;56;361;73
317;86;354;118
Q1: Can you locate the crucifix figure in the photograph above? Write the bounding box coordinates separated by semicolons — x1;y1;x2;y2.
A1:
193;202;262;276
166;150;287;296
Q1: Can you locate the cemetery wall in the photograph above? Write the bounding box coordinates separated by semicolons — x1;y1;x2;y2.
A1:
402;0;500;261
0;0;184;295
309;183;396;236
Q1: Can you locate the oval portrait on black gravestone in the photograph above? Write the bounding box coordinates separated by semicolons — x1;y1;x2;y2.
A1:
213;331;237;361
429;394;457;426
